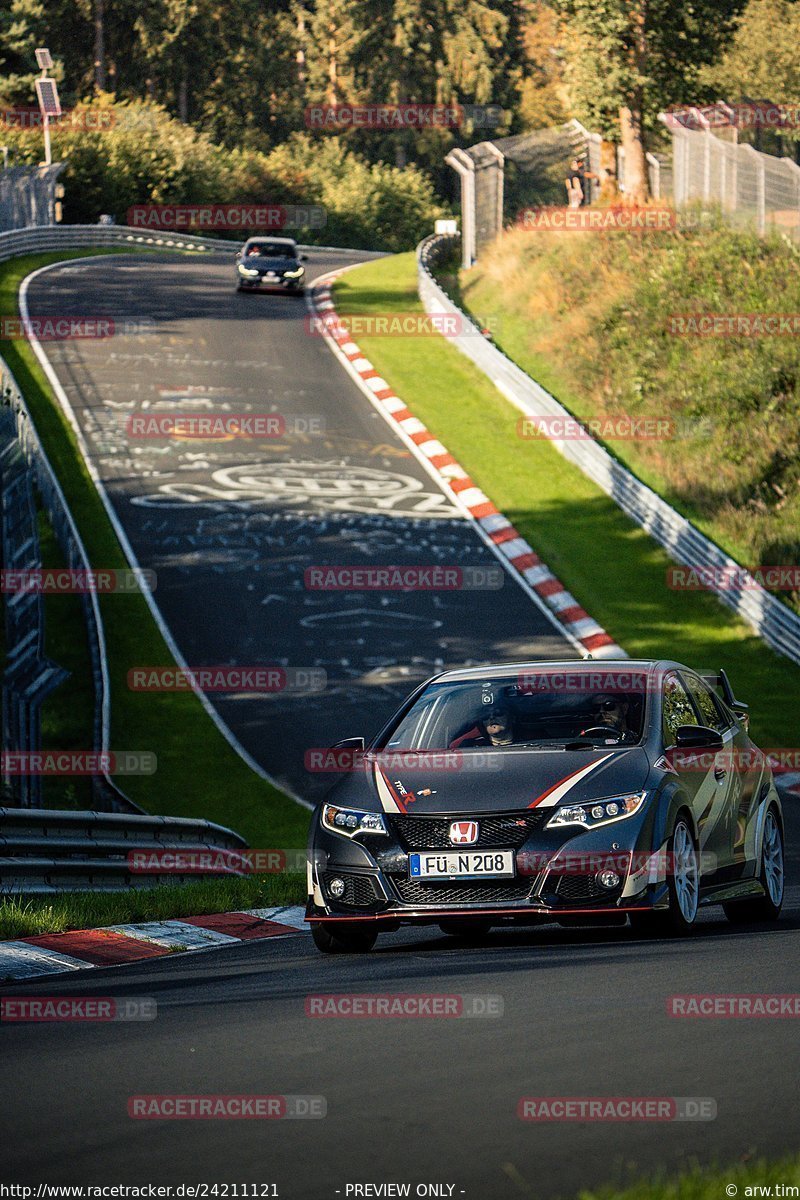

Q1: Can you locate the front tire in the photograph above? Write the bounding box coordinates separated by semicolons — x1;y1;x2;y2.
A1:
724;806;784;924
311;922;378;954
630;815;699;936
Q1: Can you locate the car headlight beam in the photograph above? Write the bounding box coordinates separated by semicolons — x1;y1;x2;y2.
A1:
545;792;647;831
322;803;388;839
238;264;260;277
282;266;305;279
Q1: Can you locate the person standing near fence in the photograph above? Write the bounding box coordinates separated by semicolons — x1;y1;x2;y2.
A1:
565;158;585;208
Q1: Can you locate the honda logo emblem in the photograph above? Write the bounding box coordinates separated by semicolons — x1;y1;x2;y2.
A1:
449;820;479;845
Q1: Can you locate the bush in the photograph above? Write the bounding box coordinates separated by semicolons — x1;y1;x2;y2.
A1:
2;97;447;251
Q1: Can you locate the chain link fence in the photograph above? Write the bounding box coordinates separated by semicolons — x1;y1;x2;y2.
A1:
666;124;800;241
449;116;800;261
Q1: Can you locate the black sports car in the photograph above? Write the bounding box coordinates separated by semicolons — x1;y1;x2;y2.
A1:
306;660;785;952
234;237;307;293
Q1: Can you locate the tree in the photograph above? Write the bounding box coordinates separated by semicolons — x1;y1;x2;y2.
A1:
700;0;800;154
518;1;569;128
552;0;747;202
0;0;50;104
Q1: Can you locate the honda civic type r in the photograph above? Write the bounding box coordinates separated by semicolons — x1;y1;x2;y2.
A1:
306;660;785;953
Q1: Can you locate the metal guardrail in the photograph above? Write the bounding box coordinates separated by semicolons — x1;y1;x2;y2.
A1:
0;806;248;894
0;410;70;806
0;223;385;262
0;354;139;812
418;233;800;667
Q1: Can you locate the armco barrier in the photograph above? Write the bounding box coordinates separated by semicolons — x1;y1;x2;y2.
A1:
417;233;800;667
0;806;249;894
0;223;385;263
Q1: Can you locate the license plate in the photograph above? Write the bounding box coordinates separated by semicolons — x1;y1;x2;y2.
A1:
266;272;278;279
409;850;515;880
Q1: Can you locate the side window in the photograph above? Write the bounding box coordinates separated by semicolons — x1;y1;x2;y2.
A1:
682;673;729;733
662;673;697;747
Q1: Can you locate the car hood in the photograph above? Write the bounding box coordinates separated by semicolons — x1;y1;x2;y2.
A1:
324;747;652;815
242;255;298;270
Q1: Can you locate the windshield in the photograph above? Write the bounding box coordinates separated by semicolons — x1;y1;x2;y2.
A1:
381;675;647;750
245;241;296;258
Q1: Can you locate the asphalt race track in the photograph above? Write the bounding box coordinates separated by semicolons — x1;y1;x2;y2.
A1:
24;250;573;804
5;251;798;1197
1;871;799;1194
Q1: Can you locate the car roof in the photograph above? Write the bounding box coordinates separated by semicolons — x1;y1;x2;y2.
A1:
431;660;681;684
243;236;296;247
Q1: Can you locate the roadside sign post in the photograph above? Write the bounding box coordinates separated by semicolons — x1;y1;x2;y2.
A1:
34;48;60;167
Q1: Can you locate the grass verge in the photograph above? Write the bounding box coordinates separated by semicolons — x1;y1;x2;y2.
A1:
332;253;800;749
0;873;305;941
577;1154;799;1200
0;249;310;847
455;220;800;590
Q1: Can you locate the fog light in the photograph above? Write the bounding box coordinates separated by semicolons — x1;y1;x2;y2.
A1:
597;870;620;889
328;877;346;898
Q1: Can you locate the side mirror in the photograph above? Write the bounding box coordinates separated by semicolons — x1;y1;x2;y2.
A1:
331;736;365;751
674;725;724;751
234;252;242;261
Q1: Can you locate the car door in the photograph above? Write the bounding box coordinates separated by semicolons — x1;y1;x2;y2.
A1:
661;671;727;883
680;671;739;880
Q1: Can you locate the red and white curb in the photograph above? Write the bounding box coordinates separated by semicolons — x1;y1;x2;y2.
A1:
310;276;625;660
0;906;308;982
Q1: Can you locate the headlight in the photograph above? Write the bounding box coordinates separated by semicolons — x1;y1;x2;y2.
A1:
282;266;305;278
321;803;388;838
546;792;647;831
238;263;260;277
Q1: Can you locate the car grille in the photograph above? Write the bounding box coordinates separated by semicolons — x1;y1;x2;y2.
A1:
554;873;613;904
322;872;382;909
389;810;548;851
390;877;532;906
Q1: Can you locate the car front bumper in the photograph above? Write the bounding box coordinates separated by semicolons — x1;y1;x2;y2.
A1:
306;806;667;925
